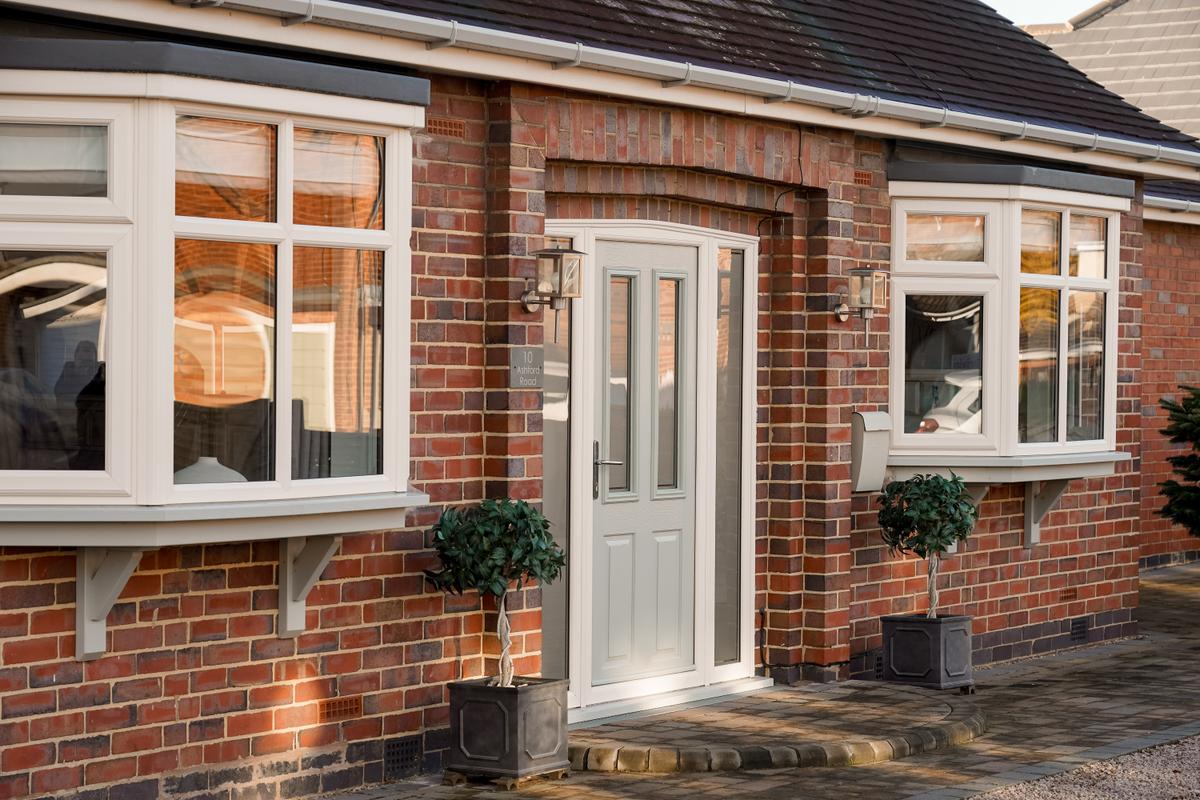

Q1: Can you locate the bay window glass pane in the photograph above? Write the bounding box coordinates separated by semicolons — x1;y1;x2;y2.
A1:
0;124;106;197
607;275;632;492
1068;291;1105;441
175;116;276;222
905;214;985;261
714;249;744;666
293;128;384;229
1021;209;1060;275
1070;215;1107;279
292;247;383;479
1019;287;1059;443
0;249;106;469
656;278;680;490
174;239;275;483
904;295;983;435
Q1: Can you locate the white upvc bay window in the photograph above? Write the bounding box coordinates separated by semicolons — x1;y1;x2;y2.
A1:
0;74;423;512
889;185;1123;461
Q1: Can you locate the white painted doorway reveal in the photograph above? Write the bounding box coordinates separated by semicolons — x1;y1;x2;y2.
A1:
548;220;769;722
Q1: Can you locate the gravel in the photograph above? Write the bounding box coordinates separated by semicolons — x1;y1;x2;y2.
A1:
983;734;1200;799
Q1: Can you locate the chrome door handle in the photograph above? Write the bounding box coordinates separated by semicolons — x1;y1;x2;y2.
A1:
592;441;624;499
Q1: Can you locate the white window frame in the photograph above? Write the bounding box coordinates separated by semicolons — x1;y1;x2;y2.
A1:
889;185;1124;460
0;72;421;506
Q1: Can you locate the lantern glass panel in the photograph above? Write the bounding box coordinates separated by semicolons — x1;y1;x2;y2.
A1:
560;253;583;298
536;253;558;295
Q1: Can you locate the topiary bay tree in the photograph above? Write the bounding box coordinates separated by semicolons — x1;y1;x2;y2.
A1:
1160;386;1200;538
425;498;566;687
877;473;978;618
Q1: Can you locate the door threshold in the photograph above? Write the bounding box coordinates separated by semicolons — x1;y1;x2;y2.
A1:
568;675;774;726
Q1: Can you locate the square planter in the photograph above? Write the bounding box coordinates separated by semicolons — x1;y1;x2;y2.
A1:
446;676;569;780
881;614;974;690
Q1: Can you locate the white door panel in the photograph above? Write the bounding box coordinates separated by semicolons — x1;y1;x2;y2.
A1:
592;240;697;688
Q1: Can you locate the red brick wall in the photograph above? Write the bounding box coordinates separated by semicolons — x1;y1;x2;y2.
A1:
1139;219;1200;567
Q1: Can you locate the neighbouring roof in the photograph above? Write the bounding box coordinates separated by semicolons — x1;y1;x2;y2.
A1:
1034;0;1200;140
341;0;1199;151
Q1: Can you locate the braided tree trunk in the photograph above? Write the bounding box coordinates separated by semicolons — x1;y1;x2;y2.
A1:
926;553;940;619
494;589;515;687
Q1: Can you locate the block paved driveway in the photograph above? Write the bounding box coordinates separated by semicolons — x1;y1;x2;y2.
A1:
341;563;1200;799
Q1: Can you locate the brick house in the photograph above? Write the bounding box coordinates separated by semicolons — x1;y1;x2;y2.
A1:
0;0;1198;797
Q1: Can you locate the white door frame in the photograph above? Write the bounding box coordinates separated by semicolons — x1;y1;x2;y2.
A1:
546;219;759;715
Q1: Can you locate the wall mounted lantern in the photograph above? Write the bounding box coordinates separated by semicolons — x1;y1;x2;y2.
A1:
834;267;888;322
522;246;585;313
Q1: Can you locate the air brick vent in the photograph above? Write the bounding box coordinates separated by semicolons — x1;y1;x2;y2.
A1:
317;696;362;723
1070;617;1089;642
854;169;873;186
384;735;423;780
426;117;466;138
1060;588;1078;602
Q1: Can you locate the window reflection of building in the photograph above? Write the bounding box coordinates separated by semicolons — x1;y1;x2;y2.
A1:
904;295;984;435
0;250;107;470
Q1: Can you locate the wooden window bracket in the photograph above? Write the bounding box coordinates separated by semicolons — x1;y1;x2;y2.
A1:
279;535;342;637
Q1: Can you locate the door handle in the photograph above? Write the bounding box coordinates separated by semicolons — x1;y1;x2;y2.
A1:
592;441;623;499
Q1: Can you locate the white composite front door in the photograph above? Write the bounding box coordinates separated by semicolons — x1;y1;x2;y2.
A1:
591;240;697;687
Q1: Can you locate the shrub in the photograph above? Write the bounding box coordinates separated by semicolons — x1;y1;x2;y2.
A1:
1160;386;1200;538
425;498;566;686
877;473;978;618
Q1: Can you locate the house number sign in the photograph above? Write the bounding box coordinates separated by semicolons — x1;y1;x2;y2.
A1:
509;347;544;389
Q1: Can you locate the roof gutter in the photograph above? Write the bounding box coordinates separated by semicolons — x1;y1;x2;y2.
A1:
169;0;1200;173
1144;195;1200;214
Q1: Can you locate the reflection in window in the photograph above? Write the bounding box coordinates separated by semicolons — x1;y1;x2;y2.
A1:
173;239;276;483
0;124;107;197
1068;291;1105;441
1021;209;1060;275
904;295;983;435
292;247;383;479
607;275;632;492
1019;288;1059;443
906;214;985;262
714;249;743;667
656;278;680;490
0;250;106;470
175;116;277;222
294;128;384;229
1070;216;1107;279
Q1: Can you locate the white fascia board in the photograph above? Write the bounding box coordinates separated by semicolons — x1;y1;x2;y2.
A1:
14;0;1200;182
891;181;1132;211
1145;195;1200;226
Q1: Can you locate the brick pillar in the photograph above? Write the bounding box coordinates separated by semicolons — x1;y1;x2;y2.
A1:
482;82;547;502
481;82;548;676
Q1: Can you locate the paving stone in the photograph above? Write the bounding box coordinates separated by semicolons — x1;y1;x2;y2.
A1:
647;747;679;773
707;748;741;771
766;746;797;768
326;564;1200;800
586;745;618;772
616;746;649;772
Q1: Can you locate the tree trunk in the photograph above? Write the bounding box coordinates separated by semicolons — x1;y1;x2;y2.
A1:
926;553;940;619
495;589;515;687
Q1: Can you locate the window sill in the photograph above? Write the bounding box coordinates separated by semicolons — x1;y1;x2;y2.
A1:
887;450;1130;484
0;489;430;547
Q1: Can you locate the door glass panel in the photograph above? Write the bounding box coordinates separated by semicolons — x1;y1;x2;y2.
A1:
175;116;277;222
904;295;983;435
541;272;572;681
0;249;107;470
656;277;680;490
1070;215;1107;279
292;247;383;479
1019;287;1059;443
607;275;633;492
1068;291;1105;441
0;124;107;197
173;239;276;483
714;249;744;666
1021;209;1060;275
905;214;985;262
293;128;385;230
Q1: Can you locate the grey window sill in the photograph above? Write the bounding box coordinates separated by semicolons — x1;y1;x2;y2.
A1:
887;451;1130;484
0;489;431;547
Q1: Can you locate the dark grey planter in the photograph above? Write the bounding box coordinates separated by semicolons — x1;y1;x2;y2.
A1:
881;614;974;690
446;676;569;780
